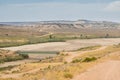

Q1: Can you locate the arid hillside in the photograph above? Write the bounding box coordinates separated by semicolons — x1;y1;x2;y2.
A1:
0;44;120;80
0;49;28;63
0;20;120;35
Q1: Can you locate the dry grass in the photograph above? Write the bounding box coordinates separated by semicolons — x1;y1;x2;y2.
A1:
73;44;120;61
0;44;120;80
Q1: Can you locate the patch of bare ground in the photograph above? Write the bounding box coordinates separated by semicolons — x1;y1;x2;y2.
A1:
72;60;120;80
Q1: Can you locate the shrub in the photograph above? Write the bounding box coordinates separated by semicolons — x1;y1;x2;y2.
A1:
19;54;29;59
64;61;68;64
0;60;4;64
82;57;97;62
47;65;51;69
72;59;81;63
64;73;73;79
0;54;29;63
12;70;20;73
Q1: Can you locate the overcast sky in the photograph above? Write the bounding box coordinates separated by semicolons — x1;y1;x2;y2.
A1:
0;0;120;22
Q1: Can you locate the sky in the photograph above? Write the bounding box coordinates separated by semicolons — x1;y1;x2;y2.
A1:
0;0;120;22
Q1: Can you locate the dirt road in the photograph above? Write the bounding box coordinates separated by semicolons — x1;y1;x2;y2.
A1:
1;38;120;51
72;60;120;80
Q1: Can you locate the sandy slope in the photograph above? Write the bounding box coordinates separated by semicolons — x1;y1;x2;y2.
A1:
65;46;107;63
1;38;120;51
72;60;120;80
0;68;40;78
0;59;37;68
0;63;62;78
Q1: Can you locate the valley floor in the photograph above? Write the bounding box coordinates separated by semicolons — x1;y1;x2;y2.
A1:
1;38;120;51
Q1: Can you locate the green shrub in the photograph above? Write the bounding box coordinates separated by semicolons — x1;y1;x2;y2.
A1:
0;53;29;63
47;65;51;69
76;45;101;51
12;70;20;73
64;61;68;64
19;54;29;59
4;56;23;62
64;73;73;79
82;57;97;62
0;60;4;64
72;59;81;63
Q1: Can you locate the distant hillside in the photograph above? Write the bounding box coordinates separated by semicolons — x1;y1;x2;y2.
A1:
75;20;120;28
0;20;120;29
0;20;120;48
0;19;120;37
